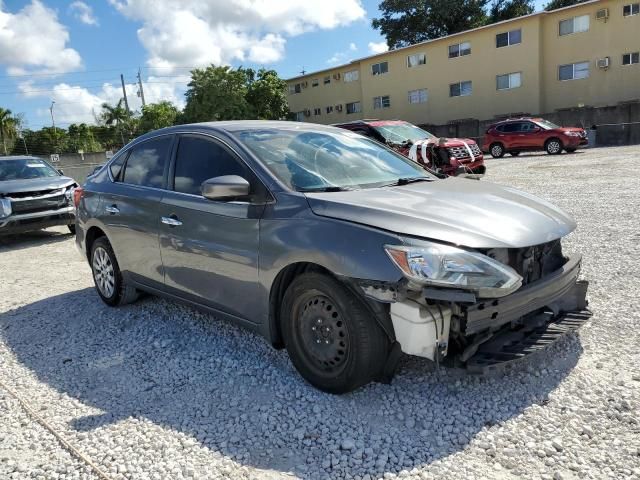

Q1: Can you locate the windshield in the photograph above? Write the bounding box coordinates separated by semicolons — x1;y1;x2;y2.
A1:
534;119;560;130
235;128;435;191
373;123;436;144
0;158;60;181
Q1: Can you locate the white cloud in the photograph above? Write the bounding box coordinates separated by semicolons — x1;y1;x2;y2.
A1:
326;43;359;65
109;0;366;71
69;1;98;26
0;0;82;74
349;42;357;51
368;41;388;54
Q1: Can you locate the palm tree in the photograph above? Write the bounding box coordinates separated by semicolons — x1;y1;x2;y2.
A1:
100;99;130;146
0;107;18;156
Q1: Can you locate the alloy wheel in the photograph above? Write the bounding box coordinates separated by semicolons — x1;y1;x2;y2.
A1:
547;140;561;154
92;246;115;298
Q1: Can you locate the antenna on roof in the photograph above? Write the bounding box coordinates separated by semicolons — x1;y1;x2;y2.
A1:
300;66;306;75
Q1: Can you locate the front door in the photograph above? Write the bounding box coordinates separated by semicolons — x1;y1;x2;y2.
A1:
158;133;266;322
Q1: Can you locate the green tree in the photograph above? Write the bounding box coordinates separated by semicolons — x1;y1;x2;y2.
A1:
139;101;180;133
246;69;290;120
67;123;102;153
489;0;534;23
183;66;252;123
100;99;133;146
372;0;490;49
14;127;68;156
0;107;20;155
545;0;588;10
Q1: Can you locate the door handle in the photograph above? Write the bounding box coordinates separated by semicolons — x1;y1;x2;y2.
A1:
105;205;119;214
161;215;182;227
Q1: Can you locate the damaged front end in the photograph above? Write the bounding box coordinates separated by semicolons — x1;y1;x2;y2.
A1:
359;239;591;372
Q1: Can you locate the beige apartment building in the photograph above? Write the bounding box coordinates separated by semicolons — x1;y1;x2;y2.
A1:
286;0;640;127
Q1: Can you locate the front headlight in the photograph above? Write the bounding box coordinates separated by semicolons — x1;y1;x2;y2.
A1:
0;198;11;219
565;131;580;137
385;242;522;298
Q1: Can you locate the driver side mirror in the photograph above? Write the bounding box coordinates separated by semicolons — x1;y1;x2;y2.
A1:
201;175;250;200
57;169;64;175
532;127;541;133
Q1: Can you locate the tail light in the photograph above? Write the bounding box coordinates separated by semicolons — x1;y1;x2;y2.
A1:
73;187;84;208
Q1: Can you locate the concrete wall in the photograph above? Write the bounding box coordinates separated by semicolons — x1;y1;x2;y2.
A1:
38;152;112;184
287;0;639;128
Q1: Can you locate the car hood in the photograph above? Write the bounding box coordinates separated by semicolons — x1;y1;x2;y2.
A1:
305;178;576;249
0;176;75;195
437;137;478;147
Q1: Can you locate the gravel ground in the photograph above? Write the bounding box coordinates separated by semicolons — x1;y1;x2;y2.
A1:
1;146;639;480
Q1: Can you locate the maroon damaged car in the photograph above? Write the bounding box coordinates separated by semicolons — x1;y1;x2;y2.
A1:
334;120;486;177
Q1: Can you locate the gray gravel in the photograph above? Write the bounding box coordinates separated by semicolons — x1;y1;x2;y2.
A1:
1;146;639;480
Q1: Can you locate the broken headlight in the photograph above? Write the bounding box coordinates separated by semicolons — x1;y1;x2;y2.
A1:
385;242;522;298
0;198;11;219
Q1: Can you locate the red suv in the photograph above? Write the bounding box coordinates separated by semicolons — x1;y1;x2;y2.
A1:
483;118;588;158
334;120;485;177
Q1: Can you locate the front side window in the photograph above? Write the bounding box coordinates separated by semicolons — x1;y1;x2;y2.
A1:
173;135;246;196
449;42;471;58
408;88;428;104
346;101;361;114
623;52;640;65
373;95;391;109
559;15;589;36
371;62;389;75
407;53;426;67
121;136;171;188
450;81;472;97
235;128;435;192
344;70;359;82
496;29;522;48
559;61;590;80
623;3;640;16
496;72;522;90
0;158;59;181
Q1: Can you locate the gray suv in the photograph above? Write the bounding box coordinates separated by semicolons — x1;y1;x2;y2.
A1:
76;121;591;393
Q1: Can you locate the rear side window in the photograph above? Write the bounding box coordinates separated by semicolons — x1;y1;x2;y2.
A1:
122;136;172;188
501;122;522;133
173;135;247;196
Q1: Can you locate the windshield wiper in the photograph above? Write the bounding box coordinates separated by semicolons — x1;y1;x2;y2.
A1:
298;185;351;193
382;177;433;187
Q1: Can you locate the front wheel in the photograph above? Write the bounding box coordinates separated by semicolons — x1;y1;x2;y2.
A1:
90;237;139;306
489;143;505;158
545;138;563;155
281;273;389;394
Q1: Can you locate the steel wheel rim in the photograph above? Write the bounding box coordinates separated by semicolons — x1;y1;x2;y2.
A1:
491;145;502;157
548;141;561;153
92;247;115;298
297;294;349;372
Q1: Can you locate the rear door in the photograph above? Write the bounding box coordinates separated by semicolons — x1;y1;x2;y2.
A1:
99;135;173;287
158;133;267;321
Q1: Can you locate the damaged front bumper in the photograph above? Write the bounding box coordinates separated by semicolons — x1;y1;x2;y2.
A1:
385;254;591;371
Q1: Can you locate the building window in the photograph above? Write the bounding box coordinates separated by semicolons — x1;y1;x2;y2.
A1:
373;95;391;109
323;76;331;85
344;70;359;82
496;29;522;48
346;101;362;114
623;3;640;16
622;52;640;65
558;61;590;81
294;112;305;122
313;108;322;115
311;78;319;87
448;42;471;58
450;81;472;97
559;15;589;36
407;53;426;67
288;83;302;94
496;72;522;90
371;61;389;75
408;89;428;104
325;106;334;114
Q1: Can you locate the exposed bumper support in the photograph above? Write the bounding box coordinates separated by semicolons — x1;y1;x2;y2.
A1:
0;206;75;234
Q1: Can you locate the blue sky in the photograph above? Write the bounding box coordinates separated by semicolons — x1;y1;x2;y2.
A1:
0;0;547;129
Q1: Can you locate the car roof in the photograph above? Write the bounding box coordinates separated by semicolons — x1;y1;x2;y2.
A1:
0;155;44;161
332;119;411;128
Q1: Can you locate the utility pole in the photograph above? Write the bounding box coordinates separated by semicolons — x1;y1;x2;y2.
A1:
137;68;146;108
120;74;130;114
49;101;57;152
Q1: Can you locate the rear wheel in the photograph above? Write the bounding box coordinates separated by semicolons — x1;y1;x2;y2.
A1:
545;138;563;155
489;143;505;158
281;272;389;394
90;237;139;307
509;151;520;157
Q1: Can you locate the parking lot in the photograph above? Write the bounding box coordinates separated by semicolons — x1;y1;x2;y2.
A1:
1;146;639;480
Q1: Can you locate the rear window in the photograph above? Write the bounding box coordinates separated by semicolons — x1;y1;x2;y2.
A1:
121;136;172;188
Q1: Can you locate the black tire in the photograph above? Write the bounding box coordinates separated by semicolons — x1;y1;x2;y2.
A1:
68;224;76;235
509;151;520;157
545;138;563;155
90;236;139;307
281;272;389;394
565;148;577;153
489;143;505;158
